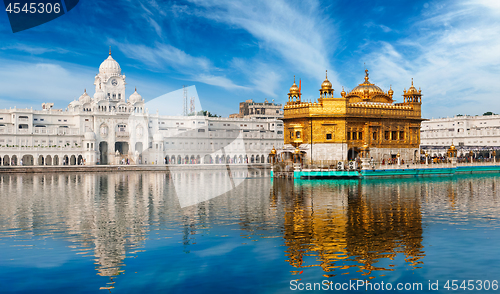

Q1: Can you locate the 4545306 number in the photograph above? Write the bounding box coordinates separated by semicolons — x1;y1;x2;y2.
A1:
5;2;61;14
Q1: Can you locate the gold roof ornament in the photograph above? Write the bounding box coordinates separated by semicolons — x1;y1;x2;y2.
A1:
406;78;419;95
348;69;386;97
321;70;332;90
294;146;301;154
388;85;394;97
270;146;277;155
289;75;300;95
341;86;346;97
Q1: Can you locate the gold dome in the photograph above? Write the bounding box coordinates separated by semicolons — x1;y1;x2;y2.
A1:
321;70;332;90
289;76;300;94
348;69;385;97
341;86;346;97
294;146;301;154
270;146;277;155
406;78;419;95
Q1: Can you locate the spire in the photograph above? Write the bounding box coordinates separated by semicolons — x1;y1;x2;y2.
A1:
364;69;369;83
411;78;413;86
109;46;111;55
326;70;328;79
135;87;137;92
294;75;296;83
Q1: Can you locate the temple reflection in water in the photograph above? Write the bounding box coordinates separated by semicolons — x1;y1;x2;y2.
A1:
1;171;500;291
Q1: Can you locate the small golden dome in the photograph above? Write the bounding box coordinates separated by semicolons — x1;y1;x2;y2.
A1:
294;147;301;154
289;76;299;94
321;70;332;90
270;146;276;155
341;86;346;97
406;78;419;95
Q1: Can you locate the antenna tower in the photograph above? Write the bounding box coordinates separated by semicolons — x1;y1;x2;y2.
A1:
183;85;188;116
190;96;195;115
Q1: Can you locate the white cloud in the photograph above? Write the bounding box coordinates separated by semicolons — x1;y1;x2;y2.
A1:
365;0;500;118
189;0;338;86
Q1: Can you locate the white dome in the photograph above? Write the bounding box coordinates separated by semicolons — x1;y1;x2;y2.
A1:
84;131;96;140
94;87;106;101
69;100;82;107
129;88;143;103
78;89;92;104
99;54;121;75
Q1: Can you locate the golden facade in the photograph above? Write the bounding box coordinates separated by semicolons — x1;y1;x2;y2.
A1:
282;70;423;162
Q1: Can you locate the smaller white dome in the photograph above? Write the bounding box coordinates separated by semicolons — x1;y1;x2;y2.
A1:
84;131;96;140
129;88;143;103
94;87;106;101
69;100;82;108
99;54;121;75
79;89;92;104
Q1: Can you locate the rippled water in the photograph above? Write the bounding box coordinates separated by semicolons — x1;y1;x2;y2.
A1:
1;171;500;293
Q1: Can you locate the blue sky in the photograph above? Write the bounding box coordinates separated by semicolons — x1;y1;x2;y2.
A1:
0;0;499;118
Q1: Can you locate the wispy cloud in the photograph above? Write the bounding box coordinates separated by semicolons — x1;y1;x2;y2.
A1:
365;0;500;118
188;0;338;85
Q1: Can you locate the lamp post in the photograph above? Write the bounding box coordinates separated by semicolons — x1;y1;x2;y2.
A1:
397;152;401;166
469;150;474;164
425;152;429;165
493;150;497;164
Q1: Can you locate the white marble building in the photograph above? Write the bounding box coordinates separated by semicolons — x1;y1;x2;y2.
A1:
0;53;284;166
420;114;500;156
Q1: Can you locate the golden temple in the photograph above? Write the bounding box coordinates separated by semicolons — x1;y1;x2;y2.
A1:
281;70;423;163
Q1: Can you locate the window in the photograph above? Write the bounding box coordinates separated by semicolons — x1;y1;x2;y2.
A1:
198;129;205;132
326;134;332;140
296;131;301;138
385;131;390;140
358;132;363;140
399;131;404;140
277;131;283;134
372;132;377;140
290;132;294;138
352;132;357;140
85;119;89;122
392;131;397;140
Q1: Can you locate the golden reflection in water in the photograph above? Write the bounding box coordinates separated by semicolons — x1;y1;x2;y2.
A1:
273;179;425;277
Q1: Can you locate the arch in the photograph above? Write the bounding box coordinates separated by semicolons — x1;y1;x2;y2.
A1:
190;155;195;164
196;155;201;164
21;155;32;166
233;155;237;164
177;155;181;164
3;155;10;166
226;155;230;164
70;155;77;165
204;154;212;164
347;148;359;161
245;155;248;163
53;155;59;166
267;156;270;163
184;155;189;164
171;155;175;164
256;155;260;163
251;155;255;163
99;142;108;165
46;155;52;166
238;155;243;163
11;155;18;166
165;156;169;164
261;155;265;163
77;155;84;165
38;155;44;166
215;155;219;163
63;155;69;165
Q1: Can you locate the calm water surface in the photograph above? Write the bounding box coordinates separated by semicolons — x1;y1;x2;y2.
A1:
1;171;500;293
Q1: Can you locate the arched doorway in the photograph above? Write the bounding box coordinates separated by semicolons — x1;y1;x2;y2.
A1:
46;155;52;166
3;155;10;166
77;155;84;165
53;155;59;165
38;155;44;166
347;148;359;161
99;142;108;165
70;155;76;165
21;155;32;166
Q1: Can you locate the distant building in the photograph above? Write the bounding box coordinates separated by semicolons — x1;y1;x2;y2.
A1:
420;114;500;157
230;99;283;119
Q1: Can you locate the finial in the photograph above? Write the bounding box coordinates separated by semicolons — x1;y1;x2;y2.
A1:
411;78;413;86
135;87;137;92
84;89;86;93
109;46;111;55
326;70;328;79
294;75;296;83
365;69;369;77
